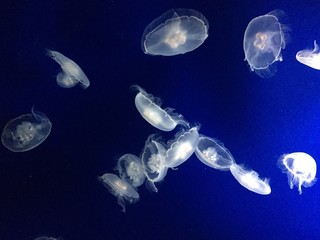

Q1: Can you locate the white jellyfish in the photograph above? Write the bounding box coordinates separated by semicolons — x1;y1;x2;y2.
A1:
34;237;61;240
230;163;271;195
278;152;317;194
47;50;90;89
296;40;320;70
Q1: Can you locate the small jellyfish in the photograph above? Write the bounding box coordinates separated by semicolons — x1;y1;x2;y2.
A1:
195;135;235;171
1;107;52;152
47;50;90;89
278;152;317;194
98;173;139;212
34;237;61;240
243;10;289;78
142;8;209;56
230;163;271;195
132;85;189;131
296;40;320;70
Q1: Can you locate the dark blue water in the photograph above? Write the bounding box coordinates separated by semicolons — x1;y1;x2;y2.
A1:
0;0;320;239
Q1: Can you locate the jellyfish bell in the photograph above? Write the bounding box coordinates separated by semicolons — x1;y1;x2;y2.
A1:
296;40;320;70
278;152;317;194
142;8;209;56
56;72;79;88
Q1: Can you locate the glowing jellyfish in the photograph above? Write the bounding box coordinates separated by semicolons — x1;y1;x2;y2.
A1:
34;237;60;240
278;152;317;194
230;163;271;195
165;127;199;168
133;85;189;131
296;40;320;70
98;173;139;212
142;8;209;56
47;50;90;89
243;10;288;78
195;135;235;171
1;107;52;152
115;153;146;187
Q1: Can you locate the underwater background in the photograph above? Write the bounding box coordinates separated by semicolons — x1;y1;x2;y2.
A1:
0;0;320;239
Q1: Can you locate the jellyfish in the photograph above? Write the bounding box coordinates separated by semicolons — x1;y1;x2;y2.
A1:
278;152;317;194
34;237;61;240
98;173;139;212
195;135;235;171
243;10;289;78
141;8;209;56
1;107;52;152
132;85;189;131
230;163;271;195
47;50;90;89
296;40;320;70
115;154;146;187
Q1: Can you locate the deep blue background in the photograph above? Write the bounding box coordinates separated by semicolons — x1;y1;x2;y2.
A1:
0;0;320;239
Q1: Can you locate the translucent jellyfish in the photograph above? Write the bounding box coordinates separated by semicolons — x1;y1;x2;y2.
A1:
98;173;139;212
1;107;52;152
195;135;235;171
243;10;288;78
165;127;199;168
230;163;271;195
133;85;189;131
296;40;320;70
34;237;61;240
278;152;317;194
142;8;209;56
115;153;146;187
47;50;90;89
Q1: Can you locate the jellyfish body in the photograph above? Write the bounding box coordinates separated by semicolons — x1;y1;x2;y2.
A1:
34;237;60;240
1;107;52;152
195;135;235;171
142;8;209;56
243;10;288;78
230;163;271;195
98;173;139;212
47;50;90;89
296;40;320;70
278;152;317;194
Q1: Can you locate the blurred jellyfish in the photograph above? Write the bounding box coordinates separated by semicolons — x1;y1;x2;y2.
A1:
34;237;61;240
230;163;271;195
243;10;289;78
278;152;317;194
47;50;90;89
195;135;235;171
133;85;189;131
1;107;52;152
98;173;139;212
115;154;146;187
142;8;209;56
296;40;320;70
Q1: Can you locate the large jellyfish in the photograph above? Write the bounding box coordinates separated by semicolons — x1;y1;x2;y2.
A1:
141;8;209;56
47;50;90;89
230;163;271;195
1;107;52;152
278;152;317;194
133;85;189;131
98;173;139;212
296;40;320;70
243;10;288;78
195;135;235;171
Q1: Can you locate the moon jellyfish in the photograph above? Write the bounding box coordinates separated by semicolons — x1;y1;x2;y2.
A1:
115;154;146;187
296;40;320;70
47;50;90;89
133;85;188;131
1;107;52;152
98;173;139;212
142;8;209;56
165;127;199;168
195;135;235;171
230;163;271;195
278;152;317;194
243;10;288;78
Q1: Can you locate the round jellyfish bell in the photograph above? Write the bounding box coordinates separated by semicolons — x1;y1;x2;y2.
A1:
1;107;52;152
142;8;209;56
278;152;317;194
243;10;289;78
296;40;320;70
